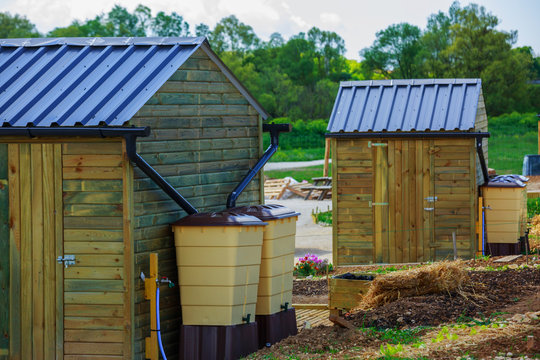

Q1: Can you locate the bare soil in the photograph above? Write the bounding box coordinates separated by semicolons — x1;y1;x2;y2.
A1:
250;257;540;359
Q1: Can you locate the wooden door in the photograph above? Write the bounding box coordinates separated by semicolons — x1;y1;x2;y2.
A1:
8;143;63;360
374;139;435;264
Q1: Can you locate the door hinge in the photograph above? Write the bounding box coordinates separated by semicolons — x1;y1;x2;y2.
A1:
369;201;389;207
57;255;76;268
424;196;438;202
368;141;388;148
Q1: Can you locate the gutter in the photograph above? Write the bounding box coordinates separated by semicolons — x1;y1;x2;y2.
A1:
0;126;198;215
226;123;291;208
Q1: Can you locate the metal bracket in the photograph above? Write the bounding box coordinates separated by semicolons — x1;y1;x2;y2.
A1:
57;255;76;268
424;207;434;211
424;196;438;202
369;201;389;207
368;141;388;148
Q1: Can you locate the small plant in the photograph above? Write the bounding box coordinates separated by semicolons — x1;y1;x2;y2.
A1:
379;343;403;357
475;254;491;261
312;206;332;226
294;253;332;276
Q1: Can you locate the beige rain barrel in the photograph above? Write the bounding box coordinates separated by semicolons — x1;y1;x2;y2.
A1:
171;212;267;325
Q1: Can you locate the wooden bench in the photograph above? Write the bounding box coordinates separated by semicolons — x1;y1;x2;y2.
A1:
302;177;332;200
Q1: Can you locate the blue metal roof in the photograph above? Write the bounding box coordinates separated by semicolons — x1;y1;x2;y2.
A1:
0;37;205;127
327;79;482;133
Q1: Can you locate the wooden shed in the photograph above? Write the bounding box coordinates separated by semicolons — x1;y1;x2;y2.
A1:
0;37;268;359
327;79;489;266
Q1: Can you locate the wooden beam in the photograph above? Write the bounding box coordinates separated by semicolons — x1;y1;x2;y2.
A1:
323;138;331;177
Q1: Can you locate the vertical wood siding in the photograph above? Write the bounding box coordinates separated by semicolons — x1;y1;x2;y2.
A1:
334;139;373;265
334;138;476;266
0;144;8;357
129;48;262;359
62;142;127;360
7;143;63;359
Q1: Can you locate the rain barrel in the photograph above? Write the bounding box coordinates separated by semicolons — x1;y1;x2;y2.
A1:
171;212;266;326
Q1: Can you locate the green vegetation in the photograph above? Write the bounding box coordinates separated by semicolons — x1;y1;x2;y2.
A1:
270;148;325;162
488;112;537;174
265;165;329;183
527;198;540;218
313;209;332;226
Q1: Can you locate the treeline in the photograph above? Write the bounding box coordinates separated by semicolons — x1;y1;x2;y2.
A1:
1;1;539;119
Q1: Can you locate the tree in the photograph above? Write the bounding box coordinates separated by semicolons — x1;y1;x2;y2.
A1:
307;27;346;79
195;23;210;37
360;23;423;78
421;11;453;77
0;12;40;38
209;15;260;54
152;11;190;36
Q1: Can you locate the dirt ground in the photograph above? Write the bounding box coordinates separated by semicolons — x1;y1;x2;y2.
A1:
251;256;540;359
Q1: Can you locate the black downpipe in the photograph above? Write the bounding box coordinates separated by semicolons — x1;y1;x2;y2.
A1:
226;123;291;208
476;137;490;185
125;135;198;215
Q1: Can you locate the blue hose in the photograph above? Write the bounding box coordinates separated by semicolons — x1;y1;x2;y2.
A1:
156;287;167;360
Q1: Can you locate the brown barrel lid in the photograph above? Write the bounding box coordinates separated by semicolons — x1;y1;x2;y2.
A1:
228;204;300;220
171;211;267;227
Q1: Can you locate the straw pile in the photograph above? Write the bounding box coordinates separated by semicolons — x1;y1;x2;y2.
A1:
357;261;470;310
528;215;540;251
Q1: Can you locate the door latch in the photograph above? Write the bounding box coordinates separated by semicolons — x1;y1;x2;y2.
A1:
57;255;76;268
424;207;434;211
424;196;438;202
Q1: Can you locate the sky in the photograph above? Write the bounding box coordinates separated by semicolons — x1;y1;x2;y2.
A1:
1;0;538;60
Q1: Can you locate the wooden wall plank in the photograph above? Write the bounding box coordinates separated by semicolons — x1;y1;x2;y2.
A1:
54;144;64;360
401;141;410;262
42;144;57;360
408;141;417;262
19;144;32;360
415;140;424;262
0;144;9;354
8;144;21;359
122;140;134;360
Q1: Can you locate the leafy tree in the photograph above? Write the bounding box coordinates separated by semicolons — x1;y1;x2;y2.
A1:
360;23;423;78
0;12;41;38
209;15;260;54
152;11;190;36
277;36;316;87
307;27;346;79
195;23;210;37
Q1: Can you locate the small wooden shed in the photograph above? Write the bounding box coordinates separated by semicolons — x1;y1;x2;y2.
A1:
327;79;489;266
0;37;268;359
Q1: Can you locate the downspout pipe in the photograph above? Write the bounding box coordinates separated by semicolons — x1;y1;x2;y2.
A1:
226;123;291;208
476;136;490;185
125;134;198;215
0;126;198;215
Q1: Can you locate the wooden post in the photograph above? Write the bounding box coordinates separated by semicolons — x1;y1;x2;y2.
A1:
145;253;158;360
452;232;457;261
538;120;540;154
323;138;330;177
478;197;483;256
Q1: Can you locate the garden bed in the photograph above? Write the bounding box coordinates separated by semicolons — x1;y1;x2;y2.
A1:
253;257;540;359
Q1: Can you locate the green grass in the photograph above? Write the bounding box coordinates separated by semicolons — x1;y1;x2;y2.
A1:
265;164;330;182
269;147;325;162
488;131;536;174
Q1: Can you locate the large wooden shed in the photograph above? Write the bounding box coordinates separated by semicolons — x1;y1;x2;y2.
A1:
327;79;489;266
0;37;268;359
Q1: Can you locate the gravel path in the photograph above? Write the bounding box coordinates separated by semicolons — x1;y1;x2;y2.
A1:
264;159;331;171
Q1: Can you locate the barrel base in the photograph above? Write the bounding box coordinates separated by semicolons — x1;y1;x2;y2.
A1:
256;308;298;349
179;322;258;360
485;241;523;256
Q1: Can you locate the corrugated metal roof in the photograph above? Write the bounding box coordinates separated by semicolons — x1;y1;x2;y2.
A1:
327;79;482;133
0;37;205;127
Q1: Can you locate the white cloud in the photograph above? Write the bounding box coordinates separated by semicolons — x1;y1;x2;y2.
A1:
320;12;340;26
